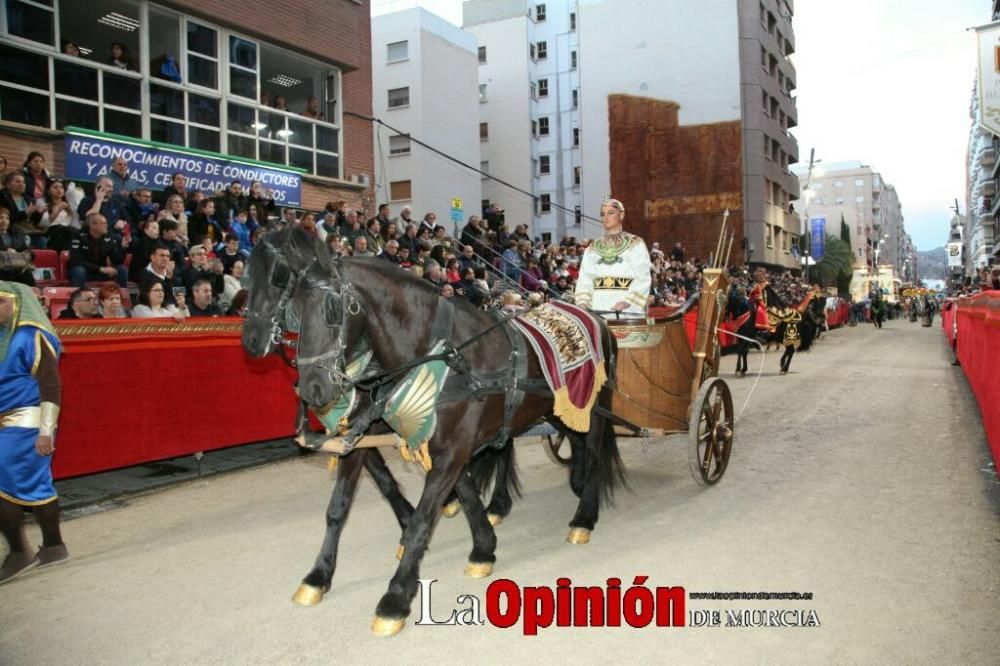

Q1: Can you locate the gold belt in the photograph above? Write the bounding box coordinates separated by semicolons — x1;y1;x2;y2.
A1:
593;277;634;290
0;407;41;429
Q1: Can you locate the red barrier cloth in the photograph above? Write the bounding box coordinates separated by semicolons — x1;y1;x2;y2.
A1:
954;292;1000;470
827;302;850;328
50;319;299;479
941;300;957;348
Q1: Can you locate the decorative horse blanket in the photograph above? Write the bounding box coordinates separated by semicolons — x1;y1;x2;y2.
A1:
511;301;607;432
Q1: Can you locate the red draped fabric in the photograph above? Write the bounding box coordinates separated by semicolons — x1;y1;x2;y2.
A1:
50;319;299;479
647;306;699;351
826;301;851;328
952;292;1000;471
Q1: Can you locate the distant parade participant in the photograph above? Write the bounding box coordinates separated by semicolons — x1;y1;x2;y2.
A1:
0;282;68;584
574;198;651;317
870;290;885;329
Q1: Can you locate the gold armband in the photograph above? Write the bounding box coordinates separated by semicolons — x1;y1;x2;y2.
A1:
39;402;60;437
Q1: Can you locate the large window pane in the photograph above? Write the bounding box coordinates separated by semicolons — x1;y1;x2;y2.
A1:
260;110;284;139
149;7;181;83
150;118;185;147
289;147;312;172
227;133;256;159
55;99;98;131
229;67;256;100
0;44;49;89
227;102;256;134
188;55;217;89
287;118;313;148
105;110;141;138
316;125;338;153
229;37;257;69
190;127;219;152
187;22;217;57
316;152;339;179
149;84;184;117
259;141;285;165
103;72;141;110
0;86;49;127
54;60;97;100
189;94;219;127
6;0;55;46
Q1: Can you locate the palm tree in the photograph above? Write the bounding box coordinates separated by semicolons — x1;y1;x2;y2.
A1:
812;235;854;287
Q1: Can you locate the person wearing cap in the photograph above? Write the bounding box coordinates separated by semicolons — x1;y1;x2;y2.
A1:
0;281;68;584
574;198;651;317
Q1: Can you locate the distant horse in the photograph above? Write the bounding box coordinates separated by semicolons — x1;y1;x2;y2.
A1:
282;226;624;635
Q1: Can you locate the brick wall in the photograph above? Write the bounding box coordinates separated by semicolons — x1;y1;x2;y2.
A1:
608;95;745;265
0;126;64;177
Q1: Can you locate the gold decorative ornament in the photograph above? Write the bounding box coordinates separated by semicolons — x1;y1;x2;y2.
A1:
291;583;328;607
327;455;339;472
566;527;591;545
371;616;406;637
441;500;461;518
464;561;494;578
395;544;405;561
487;513;503;527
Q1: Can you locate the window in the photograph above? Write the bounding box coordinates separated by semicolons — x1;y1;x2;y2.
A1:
530;82;537;99
573;127;580;146
387;41;408;62
834;181;843;188
229;36;258;101
572;89;578;108
479;83;487;102
187;21;219;89
762;90;769;114
540;194;551;213
389;134;410;155
855;195;865;203
574;205;582;225
390;180;411;201
537;41;547;59
529;43;536;60
535;4;546;21
478;46;487;63
570;50;577;69
538;116;549;136
531;119;538;136
538;78;548;97
539;155;550;175
760;46;768;72
6;0;55;46
570;12;576;31
479;122;489;141
766;225;774;248
573;166;581;185
855;178;864;186
781;230;788;252
541;232;552;243
388;87;409;108
480;161;489;179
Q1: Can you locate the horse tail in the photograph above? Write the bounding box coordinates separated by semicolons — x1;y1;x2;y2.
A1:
596;384;629;505
469;441;522;500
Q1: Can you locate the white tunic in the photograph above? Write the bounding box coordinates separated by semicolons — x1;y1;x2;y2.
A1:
574;231;652;317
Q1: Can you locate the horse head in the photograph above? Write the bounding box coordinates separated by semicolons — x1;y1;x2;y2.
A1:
242;224;331;357
293;259;368;410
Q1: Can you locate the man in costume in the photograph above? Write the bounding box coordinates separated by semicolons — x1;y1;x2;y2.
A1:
574;198;652;317
0;281;68;584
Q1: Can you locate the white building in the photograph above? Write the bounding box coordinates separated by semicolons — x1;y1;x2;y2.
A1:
795;161;910;275
371;8;481;226
465;0;581;242
966;82;996;275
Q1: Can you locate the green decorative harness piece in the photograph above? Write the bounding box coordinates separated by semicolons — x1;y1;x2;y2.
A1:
382;340;453;452
314;346;374;434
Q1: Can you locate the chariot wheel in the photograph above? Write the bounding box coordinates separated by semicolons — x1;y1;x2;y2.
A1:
544;433;572;466
688;377;734;486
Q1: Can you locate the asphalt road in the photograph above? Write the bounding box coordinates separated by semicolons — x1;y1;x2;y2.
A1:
1;320;997;665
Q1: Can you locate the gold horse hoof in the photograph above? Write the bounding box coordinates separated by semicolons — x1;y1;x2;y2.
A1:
464;561;494;578
566;527;591;545
487;513;503;527
291;584;328;607
395;544;405;561
371;616;406;637
441;500;461;518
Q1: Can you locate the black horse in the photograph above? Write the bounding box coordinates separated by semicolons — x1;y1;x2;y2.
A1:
241;227;519;560
284;228;625;636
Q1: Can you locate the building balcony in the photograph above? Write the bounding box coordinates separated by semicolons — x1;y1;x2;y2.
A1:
980;146;996;167
990;196;1000;218
983;180;997;197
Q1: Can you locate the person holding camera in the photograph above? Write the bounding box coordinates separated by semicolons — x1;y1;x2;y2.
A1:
133;280;187;322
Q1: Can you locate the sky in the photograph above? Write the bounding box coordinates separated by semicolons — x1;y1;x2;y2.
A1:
370;0;990;251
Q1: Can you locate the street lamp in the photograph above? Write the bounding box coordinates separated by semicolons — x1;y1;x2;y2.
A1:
800;148;822;274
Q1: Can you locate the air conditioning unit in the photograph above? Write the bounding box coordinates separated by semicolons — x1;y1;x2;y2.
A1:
352;173;370;188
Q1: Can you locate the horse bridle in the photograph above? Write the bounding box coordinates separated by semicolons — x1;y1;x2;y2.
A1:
245;241;300;349
293;265;364;393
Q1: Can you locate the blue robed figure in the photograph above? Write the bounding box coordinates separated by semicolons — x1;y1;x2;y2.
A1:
0;281;69;584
